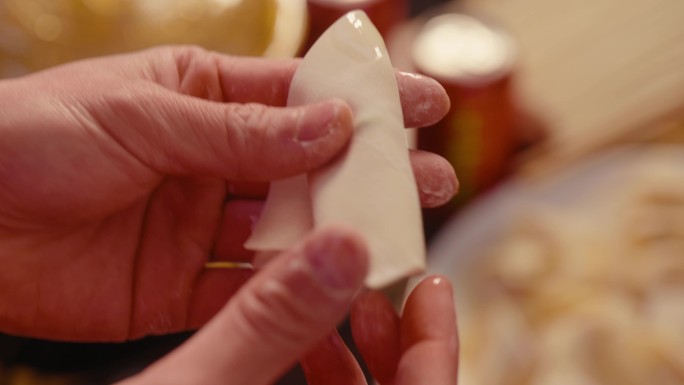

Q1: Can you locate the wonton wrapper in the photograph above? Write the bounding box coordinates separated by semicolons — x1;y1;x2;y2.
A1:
245;11;425;288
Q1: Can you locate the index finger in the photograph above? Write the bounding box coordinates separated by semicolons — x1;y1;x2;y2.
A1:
170;48;450;128
396;275;459;385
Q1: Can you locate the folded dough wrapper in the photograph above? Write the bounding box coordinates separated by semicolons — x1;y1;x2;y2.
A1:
245;10;425;288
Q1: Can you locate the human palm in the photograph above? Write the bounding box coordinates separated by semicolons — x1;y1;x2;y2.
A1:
0;46;455;341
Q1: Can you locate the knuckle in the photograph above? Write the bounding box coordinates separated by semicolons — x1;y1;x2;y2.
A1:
171;46;225;100
230;103;270;131
222;104;274;179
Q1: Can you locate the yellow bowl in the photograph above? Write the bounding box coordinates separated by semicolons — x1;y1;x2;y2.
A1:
0;0;307;77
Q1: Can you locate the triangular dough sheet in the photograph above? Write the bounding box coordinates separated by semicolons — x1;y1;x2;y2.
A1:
245;10;425;288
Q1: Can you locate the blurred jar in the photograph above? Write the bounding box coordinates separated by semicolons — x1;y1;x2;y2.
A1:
408;10;520;236
303;0;408;53
0;0;307;78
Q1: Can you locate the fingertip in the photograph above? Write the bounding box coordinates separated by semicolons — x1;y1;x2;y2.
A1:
313;224;367;254
327;99;354;146
421;274;454;293
289;99;353;175
303;225;369;294
296;99;353;143
329;98;354;129
408;274;455;310
398;71;450;128
396;275;459;385
413;73;451;121
411;151;459;208
402;274;457;349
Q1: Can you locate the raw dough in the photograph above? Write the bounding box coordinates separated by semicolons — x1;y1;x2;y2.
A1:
245;10;425;288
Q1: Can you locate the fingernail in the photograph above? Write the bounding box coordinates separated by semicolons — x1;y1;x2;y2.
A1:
296;100;348;142
429;275;454;296
305;229;368;293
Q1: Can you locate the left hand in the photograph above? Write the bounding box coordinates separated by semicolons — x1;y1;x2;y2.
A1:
0;46;456;341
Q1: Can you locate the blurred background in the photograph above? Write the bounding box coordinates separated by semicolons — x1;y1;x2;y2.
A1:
2;0;684;384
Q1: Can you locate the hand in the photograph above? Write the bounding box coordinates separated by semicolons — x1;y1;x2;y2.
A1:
0;46;457;341
118;226;458;385
301;274;458;385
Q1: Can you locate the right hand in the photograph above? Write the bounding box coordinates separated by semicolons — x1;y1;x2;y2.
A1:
119;226;458;385
118;225;370;385
302;275;459;385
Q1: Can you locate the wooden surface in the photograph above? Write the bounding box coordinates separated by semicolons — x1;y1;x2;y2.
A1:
460;0;684;172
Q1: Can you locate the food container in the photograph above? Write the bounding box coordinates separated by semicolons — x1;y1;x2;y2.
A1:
410;12;519;235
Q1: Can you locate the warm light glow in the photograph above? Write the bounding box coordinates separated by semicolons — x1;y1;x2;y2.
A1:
207;0;243;12
133;0;244;21
312;0;373;4
34;14;62;42
412;14;515;82
133;0;178;21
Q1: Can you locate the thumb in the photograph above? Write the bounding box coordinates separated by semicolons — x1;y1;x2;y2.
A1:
124;226;368;385
102;88;353;181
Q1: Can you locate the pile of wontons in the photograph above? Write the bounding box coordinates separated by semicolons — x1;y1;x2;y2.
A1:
459;146;684;385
